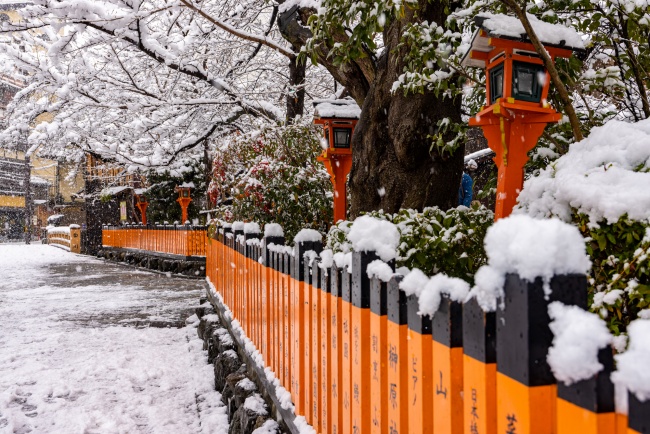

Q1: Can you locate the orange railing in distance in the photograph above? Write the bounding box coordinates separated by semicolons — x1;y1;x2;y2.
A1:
102;224;207;257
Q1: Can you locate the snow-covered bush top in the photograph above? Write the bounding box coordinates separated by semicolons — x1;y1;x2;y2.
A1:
612;319;650;401
547;302;611;385
471;215;591;311
347;215;400;262
517;118;650;225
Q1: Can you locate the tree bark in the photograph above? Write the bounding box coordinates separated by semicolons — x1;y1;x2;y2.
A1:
286;45;306;123
279;2;464;216
348;5;463;216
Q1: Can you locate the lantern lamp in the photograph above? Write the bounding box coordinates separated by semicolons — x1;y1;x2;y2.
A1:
313;98;360;223
462;13;584;220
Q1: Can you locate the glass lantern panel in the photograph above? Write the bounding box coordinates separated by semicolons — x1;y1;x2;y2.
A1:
182;190;189;197
512;61;545;102
333;128;351;148
489;62;504;104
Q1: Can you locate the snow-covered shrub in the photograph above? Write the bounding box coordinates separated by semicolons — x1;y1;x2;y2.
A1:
208;123;333;240
326;205;494;283
517;118;650;334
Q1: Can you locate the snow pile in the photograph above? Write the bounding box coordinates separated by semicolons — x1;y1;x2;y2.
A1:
470;215;591;311
244;222;261;234
232;221;245;231
418;274;470;317
243;394;268;416
264;223;284;238
313;98;361;119
517;118;650;224
47;226;71;235
477;13;585;49
547;302;612;385
319;249;334;272
333;251;352;270
613;319;650;401
252;419;280;434
400;268;429;297
366;259;394;282
348;215;400;262
294;228;323;243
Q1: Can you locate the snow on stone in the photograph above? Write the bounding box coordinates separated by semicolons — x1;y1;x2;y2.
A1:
418;274;470;317
244;222;261;234
476;13;585;49
517;118;650;224
366;259;394;282
547;302;612;385
0;244;227;433
294;228;323;243
252;419;280;434
399;267;429;297
612;319;650;402
237;378;257;391
348;215;400;262
243;394;268;416
481;214;590;300
264;223;284;238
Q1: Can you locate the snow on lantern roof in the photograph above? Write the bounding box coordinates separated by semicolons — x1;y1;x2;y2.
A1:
179;182;195;188
313;98;361;120
461;13;585;68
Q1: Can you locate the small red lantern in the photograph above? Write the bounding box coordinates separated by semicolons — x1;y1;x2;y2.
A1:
313;99;360;223
462;13;583;220
134;190;149;225
174;184;193;223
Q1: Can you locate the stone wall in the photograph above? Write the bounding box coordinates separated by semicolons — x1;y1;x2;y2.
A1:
97;247;206;278
195;303;287;434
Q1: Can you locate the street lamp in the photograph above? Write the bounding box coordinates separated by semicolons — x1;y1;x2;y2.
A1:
461;13;583;220
313;99;360;223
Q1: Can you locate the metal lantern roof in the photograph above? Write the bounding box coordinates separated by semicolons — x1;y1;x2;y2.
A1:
461;13;585;69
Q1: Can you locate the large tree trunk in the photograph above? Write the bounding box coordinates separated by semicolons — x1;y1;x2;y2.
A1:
286;45;306;123
348;58;463;216
279;2;463;216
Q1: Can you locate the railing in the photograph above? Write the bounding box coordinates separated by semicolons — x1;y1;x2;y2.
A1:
102;224;207;257
47;225;81;253
205;225;649;434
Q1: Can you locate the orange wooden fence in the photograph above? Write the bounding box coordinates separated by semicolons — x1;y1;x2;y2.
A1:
102;224;207;257
204;225;648;434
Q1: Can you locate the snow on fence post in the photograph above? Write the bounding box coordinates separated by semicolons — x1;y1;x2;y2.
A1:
483;216;592;434
329;261;344;434
350;250;380;434
297;233;322;430
318;253;333;434
386;274;409;433
290;234;318;418
369;272;389;434
556;346;615;433
462;297;497;434
309;253;322;430
340;257;353;434
432;294;465;434
263;226;284;390
243;224;261;345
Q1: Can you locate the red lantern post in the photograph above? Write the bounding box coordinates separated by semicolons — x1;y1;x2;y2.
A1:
134;191;149;225
462;14;583;220
313;99;360;223
175;185;192;224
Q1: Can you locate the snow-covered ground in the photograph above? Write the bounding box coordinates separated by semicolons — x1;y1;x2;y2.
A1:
0;244;228;434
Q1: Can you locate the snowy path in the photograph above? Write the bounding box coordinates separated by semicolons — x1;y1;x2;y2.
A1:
0;245;228;434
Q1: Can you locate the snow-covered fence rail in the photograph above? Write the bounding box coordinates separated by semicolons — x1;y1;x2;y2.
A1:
204;217;650;434
47;225;81;253
102;224;207;257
